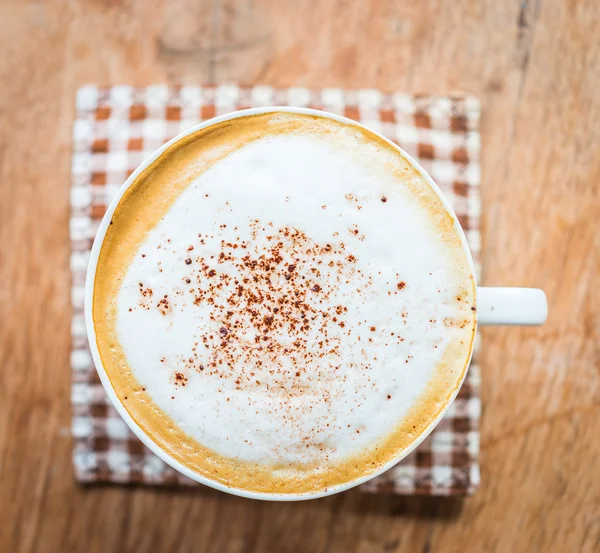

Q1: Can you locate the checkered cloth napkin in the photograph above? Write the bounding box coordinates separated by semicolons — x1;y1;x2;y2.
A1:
71;85;482;495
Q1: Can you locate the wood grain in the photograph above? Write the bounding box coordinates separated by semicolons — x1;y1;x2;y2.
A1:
1;0;599;551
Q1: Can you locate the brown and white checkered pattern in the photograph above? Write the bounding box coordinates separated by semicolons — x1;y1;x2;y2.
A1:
71;85;482;495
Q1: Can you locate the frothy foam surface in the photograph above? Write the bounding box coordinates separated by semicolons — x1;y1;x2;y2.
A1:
93;113;476;494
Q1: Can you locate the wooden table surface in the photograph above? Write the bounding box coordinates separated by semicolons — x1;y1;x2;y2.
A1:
1;1;599;551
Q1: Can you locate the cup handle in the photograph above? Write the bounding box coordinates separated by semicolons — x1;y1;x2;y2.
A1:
477;287;548;325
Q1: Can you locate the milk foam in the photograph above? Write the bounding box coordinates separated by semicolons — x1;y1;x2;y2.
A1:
116;129;471;468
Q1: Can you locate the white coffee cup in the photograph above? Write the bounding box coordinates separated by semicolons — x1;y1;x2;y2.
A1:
85;107;547;500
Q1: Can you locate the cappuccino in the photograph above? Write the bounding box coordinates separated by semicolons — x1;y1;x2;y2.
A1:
92;112;476;494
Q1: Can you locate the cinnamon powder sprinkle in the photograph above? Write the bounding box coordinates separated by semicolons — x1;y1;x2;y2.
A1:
130;222;417;438
174;372;188;386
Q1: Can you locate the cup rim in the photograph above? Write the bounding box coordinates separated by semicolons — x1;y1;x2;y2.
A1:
84;106;477;501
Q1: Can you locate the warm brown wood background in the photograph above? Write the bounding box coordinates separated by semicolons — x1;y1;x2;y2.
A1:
1;0;599;551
